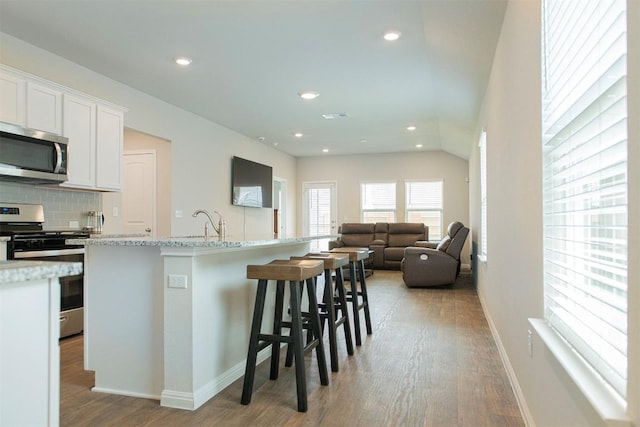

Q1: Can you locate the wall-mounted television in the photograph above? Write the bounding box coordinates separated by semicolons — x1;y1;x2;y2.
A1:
231;156;273;208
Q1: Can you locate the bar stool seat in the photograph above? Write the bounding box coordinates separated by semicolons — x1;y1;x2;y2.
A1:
289;252;354;372
329;247;373;346
242;259;328;412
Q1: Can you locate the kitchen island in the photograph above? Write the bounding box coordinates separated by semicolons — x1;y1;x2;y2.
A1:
71;235;327;410
0;260;83;427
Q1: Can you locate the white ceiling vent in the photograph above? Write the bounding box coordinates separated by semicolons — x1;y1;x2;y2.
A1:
322;113;349;120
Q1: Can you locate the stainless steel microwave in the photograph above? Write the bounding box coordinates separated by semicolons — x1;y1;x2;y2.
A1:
0;121;68;184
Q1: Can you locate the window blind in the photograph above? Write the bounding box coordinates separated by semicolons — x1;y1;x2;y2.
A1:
307;187;331;236
361;182;396;223
542;0;628;398
406;181;443;240
479;131;488;258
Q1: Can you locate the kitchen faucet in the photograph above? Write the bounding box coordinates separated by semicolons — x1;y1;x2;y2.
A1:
192;209;226;241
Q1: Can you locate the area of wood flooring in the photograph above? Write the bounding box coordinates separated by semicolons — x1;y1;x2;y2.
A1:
59;270;524;426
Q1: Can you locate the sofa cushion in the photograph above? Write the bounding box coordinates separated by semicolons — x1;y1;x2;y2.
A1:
384;247;406;262
339;223;376;247
387;223;426;247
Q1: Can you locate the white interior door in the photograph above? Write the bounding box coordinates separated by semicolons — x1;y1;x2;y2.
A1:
303;181;337;250
122;150;156;235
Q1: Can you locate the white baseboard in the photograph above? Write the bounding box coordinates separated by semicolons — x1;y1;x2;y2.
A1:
477;292;535;427
160;346;272;410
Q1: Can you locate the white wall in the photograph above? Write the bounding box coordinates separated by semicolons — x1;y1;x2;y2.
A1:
471;1;639;426
0;33;297;241
296;151;470;265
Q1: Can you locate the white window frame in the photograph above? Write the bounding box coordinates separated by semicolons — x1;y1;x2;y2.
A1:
531;0;629;423
405;180;443;241
360;181;396;223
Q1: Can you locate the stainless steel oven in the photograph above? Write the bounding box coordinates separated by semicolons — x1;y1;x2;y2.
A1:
1;202;89;338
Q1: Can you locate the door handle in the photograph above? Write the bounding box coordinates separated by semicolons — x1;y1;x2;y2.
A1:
145;227;151;233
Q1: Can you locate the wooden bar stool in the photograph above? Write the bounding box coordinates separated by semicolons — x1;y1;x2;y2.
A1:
289;252;354;372
241;259;328;412
329;247;373;346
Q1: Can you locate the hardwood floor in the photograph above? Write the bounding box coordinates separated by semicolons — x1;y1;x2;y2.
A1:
60;270;524;426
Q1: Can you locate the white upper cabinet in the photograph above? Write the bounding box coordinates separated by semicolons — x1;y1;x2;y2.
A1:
26;82;63;135
1;65;126;192
95;106;123;191
62;94;96;189
0;71;26;126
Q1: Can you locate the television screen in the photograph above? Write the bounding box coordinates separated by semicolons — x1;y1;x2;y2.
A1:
231;156;273;208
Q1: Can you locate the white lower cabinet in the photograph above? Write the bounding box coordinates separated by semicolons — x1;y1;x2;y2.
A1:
0;277;61;427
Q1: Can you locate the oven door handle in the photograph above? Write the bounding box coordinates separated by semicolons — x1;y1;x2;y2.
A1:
14;248;85;258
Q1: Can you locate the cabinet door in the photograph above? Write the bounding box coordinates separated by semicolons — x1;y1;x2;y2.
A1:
95;105;123;191
62;94;96;189
27;82;63;134
0;72;26;126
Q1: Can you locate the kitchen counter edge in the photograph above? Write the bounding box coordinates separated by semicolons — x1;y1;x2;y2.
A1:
67;235;337;248
0;261;83;285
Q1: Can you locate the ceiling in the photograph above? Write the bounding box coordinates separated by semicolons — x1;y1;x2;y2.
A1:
0;0;507;159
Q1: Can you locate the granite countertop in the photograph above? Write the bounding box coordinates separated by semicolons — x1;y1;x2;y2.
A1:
0;260;83;285
67;234;337;248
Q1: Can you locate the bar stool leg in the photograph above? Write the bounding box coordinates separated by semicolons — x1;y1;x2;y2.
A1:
306;277;329;385
347;261;362;346
334;267;354;355
357;259;373;335
289;280;308;412
322;268;339;372
270;280;285;380
241;279;268;405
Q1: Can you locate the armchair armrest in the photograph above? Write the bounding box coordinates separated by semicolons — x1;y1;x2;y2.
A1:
414;240;437;249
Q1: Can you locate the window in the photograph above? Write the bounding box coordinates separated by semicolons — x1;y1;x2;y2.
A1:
303;181;337;238
405;180;443;240
361;182;396;223
479;130;487;260
541;0;628;401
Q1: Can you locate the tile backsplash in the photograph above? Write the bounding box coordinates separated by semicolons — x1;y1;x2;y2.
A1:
0;181;101;230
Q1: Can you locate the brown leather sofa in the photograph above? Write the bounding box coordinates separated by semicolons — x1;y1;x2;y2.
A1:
329;222;429;269
401;221;469;287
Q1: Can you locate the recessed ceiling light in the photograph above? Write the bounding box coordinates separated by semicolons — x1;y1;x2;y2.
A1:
175;57;192;66
407;126;416;131
416;144;423;148
294;132;303;138
322;148;329;153
322;112;349;119
360;139;368;143
272;142;279;147
299;91;319;100
383;31;402;41
257;136;266;142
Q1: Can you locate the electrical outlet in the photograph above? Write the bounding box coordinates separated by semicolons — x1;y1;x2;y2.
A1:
527;329;533;357
168;274;188;289
175;210;183;218
112;207;119;217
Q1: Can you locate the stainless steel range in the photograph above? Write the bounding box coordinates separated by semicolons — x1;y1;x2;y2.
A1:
0;202;89;338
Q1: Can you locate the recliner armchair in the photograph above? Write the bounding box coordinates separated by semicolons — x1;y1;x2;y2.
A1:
400;221;469;287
